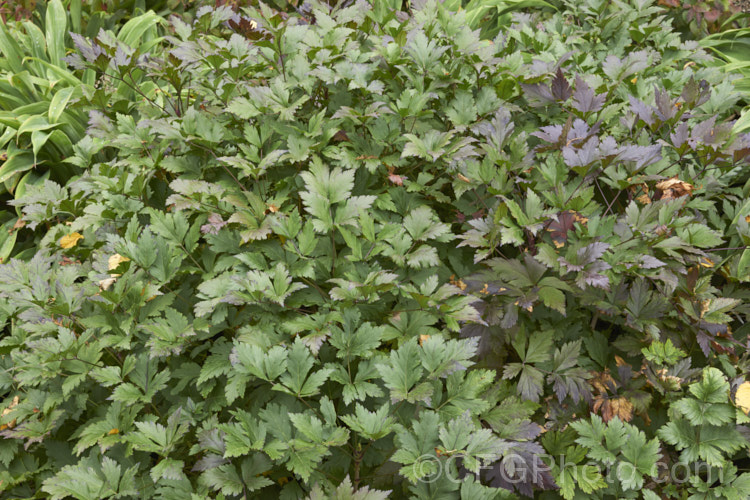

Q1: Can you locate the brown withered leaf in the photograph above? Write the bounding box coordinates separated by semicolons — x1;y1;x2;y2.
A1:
590;370;617;394
593;396;634;423
636;194;651;204
590;369;634;422
654;176;693;200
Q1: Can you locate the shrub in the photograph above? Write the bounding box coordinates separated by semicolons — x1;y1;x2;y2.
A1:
1;0;750;498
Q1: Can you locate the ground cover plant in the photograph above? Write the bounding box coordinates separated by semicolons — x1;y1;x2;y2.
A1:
0;0;163;262
2;0;750;498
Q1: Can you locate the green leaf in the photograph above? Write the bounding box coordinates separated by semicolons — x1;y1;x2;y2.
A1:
676;224;723;248
277;339;332;397
45;0;67;67
117;11;164;47
376;339;432;404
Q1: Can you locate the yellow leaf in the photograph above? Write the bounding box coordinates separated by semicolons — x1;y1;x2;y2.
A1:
419;334;430;346
735;381;750;415
59;232;83;249
107;254;130;271
108;428;120;435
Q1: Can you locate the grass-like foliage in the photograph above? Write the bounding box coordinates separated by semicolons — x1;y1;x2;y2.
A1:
1;0;750;498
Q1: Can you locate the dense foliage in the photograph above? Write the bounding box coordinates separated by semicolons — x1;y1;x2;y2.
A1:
1;0;750;498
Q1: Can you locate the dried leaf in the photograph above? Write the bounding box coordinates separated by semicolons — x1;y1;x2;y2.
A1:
593;395;633;422
655;176;693;200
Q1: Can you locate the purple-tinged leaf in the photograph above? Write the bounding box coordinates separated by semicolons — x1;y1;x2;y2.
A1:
551;68;572;101
521;83;555;106
484;442;558;496
688;116;718;149
562;136;600;168
568;119;591;141
670;122;690;149
70;32;103;63
532;125;563;144
696;331;712;358
572;75;605;113
558;257;584;273
629;96;655;126
579;270;610;290
654;87;677;122
619;144;662;169
577;242;610;264
113;45;133;69
640;255;666;269
599;136;622;159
